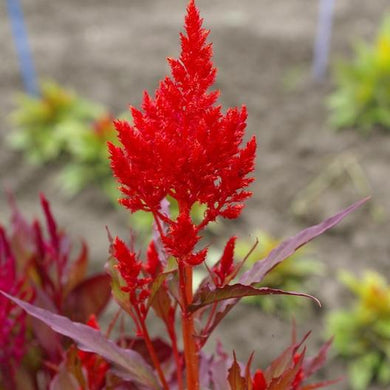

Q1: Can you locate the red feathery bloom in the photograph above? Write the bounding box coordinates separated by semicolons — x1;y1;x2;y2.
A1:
144;241;162;277
109;0;256;263
252;370;267;390
212;236;236;286
0;227;28;376
78;315;109;390
113;238;150;304
113;237;162;315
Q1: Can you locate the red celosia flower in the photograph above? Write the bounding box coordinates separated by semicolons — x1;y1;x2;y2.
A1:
0;227;29;378
113;237;157;315
78;315;109;390
212;236;236;286
252;369;267;390
292;352;305;389
113;237;144;293
109;0;256;263
144;241;162;277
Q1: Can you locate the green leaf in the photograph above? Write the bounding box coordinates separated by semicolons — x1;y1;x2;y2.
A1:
348;354;379;390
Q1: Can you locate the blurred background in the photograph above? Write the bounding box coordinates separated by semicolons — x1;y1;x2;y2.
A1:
1;0;390;388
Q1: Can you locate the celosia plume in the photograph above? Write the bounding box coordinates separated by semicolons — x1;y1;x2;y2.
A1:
0;227;28;378
213;236;236;286
109;0;256;263
77;315;109;390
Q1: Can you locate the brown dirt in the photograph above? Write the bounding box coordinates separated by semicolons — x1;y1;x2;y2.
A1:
1;1;389;389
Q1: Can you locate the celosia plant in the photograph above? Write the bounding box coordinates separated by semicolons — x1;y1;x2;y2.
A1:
2;1;368;389
0;226;30;388
327;271;390;390
0;195;111;389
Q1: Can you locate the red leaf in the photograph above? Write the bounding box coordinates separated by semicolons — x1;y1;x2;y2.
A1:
198;198;369;345
303;337;333;377
190;283;320;312
124;337;172;367
64;274;111;323
240;197;369;286
228;352;247;390
64;242;88;296
1;292;160;390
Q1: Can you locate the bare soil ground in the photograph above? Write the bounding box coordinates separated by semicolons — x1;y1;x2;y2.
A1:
1;1;389;389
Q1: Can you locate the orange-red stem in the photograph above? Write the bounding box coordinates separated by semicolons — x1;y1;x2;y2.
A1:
180;263;199;390
139;317;170;390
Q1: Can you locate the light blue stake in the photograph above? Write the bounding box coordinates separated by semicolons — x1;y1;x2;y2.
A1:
312;0;335;81
6;0;39;96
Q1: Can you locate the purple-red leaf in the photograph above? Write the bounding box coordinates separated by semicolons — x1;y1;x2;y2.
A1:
228;352;247;390
303;337;333;377
190;284;320;312
198;198;369;345
1;292;160;390
64;242;88;296
64;273;111;323
240;197;369;286
49;367;79;390
125;338;172;367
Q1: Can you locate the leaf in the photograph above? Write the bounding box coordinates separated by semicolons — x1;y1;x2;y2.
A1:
301;379;342;390
199;198;369;345
64;242;88;296
245;353;255;390
64;274;111;323
125;338;172;367
1;292;160;390
240;197;369;286
268;350;304;390
146;270;175;312
190;284;320;312
106;258;134;315
265;333;309;380
303;338;333;377
149;284;172;324
208;345;230;390
228;352;247;390
50;367;80;390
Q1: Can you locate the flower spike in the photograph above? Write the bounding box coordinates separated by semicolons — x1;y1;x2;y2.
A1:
109;0;256;263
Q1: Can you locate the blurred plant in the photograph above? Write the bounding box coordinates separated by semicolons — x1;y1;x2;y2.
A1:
327;270;390;390
328;15;390;133
0;194;111;388
61;113;120;201
237;231;322;315
8;81;104;163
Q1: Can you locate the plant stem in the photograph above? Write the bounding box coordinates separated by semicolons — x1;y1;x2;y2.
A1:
167;317;184;390
180;262;199;390
139;316;170;390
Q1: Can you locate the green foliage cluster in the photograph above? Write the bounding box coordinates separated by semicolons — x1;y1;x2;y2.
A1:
9;81;104;162
8;81;120;202
328;15;390;133
327;271;390;390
